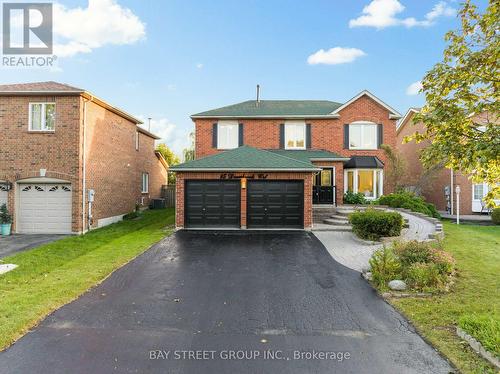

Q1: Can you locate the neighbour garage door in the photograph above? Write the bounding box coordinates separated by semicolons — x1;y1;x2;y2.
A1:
18;184;72;234
185;180;240;228
247;181;304;229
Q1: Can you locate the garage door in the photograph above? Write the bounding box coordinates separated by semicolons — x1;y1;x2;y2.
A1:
18;184;72;234
247;181;304;229
185;180;240;228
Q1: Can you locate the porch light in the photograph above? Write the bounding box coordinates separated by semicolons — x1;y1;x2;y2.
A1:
241;178;247;189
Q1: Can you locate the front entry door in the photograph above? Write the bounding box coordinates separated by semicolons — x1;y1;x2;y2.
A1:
313;168;334;204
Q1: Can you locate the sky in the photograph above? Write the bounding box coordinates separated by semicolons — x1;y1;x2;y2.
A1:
0;0;488;157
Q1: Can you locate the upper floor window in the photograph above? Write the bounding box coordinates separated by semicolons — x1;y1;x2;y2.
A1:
217;120;239;149
349;122;377;150
29;103;55;131
142;173;149;193
285;121;306;149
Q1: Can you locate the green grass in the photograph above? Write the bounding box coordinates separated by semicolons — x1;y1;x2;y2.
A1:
0;208;175;350
391;222;500;373
459;315;500;357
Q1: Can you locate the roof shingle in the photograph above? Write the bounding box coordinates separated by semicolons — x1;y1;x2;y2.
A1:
0;81;83;93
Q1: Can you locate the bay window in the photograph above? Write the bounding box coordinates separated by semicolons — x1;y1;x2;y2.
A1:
345;169;383;199
285;121;306;149
349;121;377;150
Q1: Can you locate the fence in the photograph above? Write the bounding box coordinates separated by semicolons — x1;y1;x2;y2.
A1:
161;185;176;208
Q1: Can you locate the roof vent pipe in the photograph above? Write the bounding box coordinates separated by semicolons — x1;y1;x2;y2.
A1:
256;84;260;107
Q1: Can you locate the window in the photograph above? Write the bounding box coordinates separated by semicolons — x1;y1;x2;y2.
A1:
135;131;139;150
473;184;484;200
285;121;306;149
217;121;239;149
142;173;149;193
349;122;377;149
345;169;383;199
29;103;55;131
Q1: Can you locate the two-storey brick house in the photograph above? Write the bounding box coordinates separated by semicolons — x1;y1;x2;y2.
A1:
0;81;168;234
171;90;401;230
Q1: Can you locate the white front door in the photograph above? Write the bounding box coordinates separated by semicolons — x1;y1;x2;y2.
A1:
17;183;72;234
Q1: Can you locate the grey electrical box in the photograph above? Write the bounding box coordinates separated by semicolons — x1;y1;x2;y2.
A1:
88;189;95;202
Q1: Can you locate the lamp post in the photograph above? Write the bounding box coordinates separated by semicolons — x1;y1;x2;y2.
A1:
455;185;461;225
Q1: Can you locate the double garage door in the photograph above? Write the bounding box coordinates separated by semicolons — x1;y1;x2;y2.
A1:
185;180;303;229
17;183;72;234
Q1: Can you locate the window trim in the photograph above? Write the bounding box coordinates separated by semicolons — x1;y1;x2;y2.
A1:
135;131;140;151
284;121;306;150
348;121;377;150
28;102;56;132
217;120;239;150
344;169;383;199
472;183;487;201
141;173;149;193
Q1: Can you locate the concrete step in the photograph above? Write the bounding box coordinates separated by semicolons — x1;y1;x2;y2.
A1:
323;218;351;226
335;210;358;217
312;223;353;232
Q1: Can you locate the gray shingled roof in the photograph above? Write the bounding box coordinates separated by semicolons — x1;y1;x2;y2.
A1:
192;100;342;118
0;81;83;93
171;146;321;171
267;149;349;162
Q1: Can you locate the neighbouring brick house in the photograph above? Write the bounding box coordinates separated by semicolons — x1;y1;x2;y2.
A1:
396;108;498;215
0;81;168;234
171;90;401;230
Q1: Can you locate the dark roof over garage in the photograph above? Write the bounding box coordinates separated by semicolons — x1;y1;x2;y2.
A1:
267;149;349;162
171;146;321;172
343;156;384;169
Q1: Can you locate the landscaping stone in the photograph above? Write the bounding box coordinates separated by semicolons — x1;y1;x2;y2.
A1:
0;264;18;275
457;327;500;370
388;280;407;291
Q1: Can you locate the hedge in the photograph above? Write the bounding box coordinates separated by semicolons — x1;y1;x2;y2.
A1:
349;209;403;240
377;191;440;218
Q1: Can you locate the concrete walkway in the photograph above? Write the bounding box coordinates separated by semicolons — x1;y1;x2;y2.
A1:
439;211;492;223
314;211;436;272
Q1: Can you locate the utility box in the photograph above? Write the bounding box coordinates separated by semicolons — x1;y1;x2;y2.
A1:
88;189;95;202
150;198;166;209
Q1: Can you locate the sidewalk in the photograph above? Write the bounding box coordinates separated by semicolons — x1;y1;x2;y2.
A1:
439;211;492;223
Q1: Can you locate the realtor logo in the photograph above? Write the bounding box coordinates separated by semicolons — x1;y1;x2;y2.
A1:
2;2;53;55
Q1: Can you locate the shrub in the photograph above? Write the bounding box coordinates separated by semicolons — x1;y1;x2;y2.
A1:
492;208;500;225
123;210;140;220
349;209;403;240
392;240;432;266
369;246;401;288
429;248;455;275
343;191;368;205
405;262;443;290
0;204;12;224
458;314;500;356
378;191;441;218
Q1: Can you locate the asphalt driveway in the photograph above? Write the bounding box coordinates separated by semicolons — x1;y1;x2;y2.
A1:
0;234;67;259
0;231;453;373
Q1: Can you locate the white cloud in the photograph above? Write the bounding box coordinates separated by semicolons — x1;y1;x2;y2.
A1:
406;81;423;95
196;63;204;69
307;47;366;65
136;116;191;157
349;0;455;29
53;0;146;57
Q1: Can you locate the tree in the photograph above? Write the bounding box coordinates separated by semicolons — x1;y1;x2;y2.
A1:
381;144;406;192
156;143;180;184
182;132;195;162
408;0;499;206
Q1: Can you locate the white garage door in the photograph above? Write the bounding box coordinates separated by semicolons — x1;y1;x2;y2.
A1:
18;184;72;234
0;186;7;207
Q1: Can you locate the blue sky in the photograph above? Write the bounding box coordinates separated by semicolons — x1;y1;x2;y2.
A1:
1;0;487;156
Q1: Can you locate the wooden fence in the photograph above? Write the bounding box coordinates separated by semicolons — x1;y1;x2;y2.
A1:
161;185;176;207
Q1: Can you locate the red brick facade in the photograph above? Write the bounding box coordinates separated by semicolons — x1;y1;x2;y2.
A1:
396;111;475;214
175;93;398;229
0;93;167;233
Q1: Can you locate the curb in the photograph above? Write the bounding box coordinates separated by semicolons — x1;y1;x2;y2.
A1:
456;327;500;369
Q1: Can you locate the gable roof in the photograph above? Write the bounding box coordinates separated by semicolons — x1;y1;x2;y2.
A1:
170;146;321;172
267;149;349;162
331;90;402;119
191;90;401;120
396;107;420;134
0;81;144;126
192;100;342;119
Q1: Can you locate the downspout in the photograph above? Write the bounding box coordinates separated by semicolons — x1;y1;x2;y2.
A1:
81;96;93;234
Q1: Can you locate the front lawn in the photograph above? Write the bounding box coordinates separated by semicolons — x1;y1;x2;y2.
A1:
391;222;500;373
0;208;175;350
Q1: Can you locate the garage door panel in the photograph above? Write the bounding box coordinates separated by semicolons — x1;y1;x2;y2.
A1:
185;180;240;228
247;181;304;229
18;183;72;234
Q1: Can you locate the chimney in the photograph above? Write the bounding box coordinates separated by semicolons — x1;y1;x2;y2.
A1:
256;84;260;107
148;117;152;131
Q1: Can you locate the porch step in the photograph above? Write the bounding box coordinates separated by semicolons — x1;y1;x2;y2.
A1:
323;218;350;226
312;223;353;232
